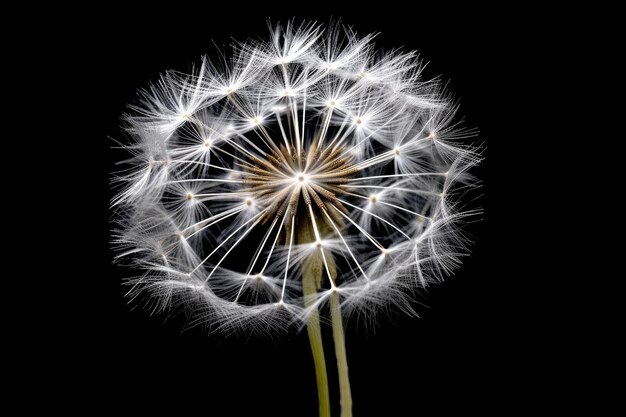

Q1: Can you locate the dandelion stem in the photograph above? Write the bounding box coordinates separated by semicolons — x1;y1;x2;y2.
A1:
331;291;353;417
302;262;331;417
300;216;331;417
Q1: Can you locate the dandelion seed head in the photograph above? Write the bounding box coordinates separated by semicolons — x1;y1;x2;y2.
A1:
112;20;481;334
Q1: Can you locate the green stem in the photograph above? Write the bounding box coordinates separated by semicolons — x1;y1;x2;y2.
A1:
303;263;331;417
330;291;352;417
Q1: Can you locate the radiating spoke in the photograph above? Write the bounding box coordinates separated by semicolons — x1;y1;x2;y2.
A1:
322;208;370;281
341;185;440;199
341;190;433;218
182;206;245;235
234;214;282;303
336;198;412;240
202;212;267;284
192;210;265;276
332;206;385;251
347;172;446;182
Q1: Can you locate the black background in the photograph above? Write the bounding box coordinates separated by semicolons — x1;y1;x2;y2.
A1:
67;4;555;415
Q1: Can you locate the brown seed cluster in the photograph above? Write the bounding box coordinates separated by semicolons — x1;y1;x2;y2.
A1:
242;140;357;223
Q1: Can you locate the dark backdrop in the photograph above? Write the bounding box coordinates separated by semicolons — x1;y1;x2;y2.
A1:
75;5;544;415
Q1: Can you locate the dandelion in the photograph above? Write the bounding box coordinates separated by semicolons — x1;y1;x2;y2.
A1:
113;20;481;417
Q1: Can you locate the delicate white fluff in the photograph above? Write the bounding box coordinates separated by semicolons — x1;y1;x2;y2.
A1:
113;21;481;334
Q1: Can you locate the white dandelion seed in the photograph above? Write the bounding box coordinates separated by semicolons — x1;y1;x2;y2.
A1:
112;20;481;417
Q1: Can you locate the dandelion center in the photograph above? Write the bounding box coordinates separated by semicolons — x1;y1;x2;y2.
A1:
243;140;356;223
